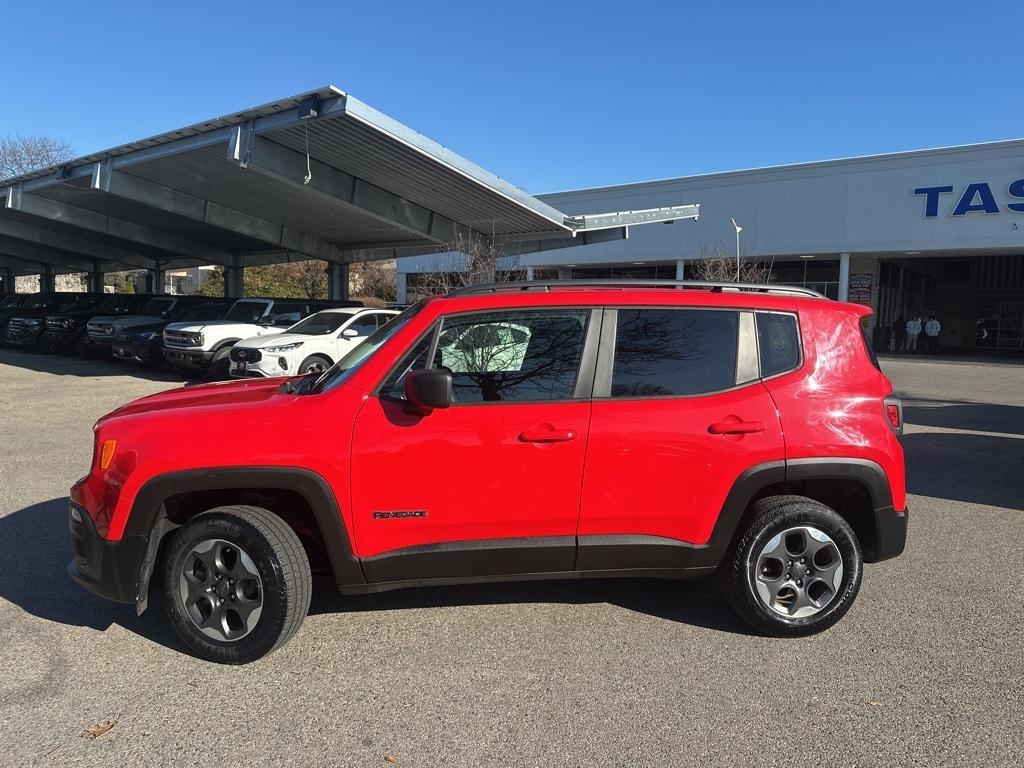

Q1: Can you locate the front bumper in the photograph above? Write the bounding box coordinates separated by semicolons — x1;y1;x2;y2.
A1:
112;340;158;364
870;506;908;562
43;329;80;349
67;501;147;605
163;347;214;370
4;324;44;347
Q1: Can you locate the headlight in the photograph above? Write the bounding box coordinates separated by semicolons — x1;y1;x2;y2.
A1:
187;332;204;345
264;341;303;353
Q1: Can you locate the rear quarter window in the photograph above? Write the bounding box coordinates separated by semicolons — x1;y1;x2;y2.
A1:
756;312;801;377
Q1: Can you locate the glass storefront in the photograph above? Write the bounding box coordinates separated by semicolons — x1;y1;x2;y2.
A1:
976;298;1024;350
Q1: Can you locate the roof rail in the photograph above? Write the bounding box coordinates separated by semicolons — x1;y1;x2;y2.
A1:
447;279;827;299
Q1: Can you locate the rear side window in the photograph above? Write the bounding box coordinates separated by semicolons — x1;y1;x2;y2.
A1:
611;309;738;396
756;312;801;377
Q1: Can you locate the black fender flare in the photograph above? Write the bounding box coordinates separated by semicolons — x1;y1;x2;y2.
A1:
126;466;364;612
695;458;902;568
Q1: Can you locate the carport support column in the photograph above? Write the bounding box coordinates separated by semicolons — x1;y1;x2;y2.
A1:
327;262;349;301
838;252;851;302
224;263;244;298
87;267;104;294
0;268;12;294
675;259;686;280
396;272;408;305
147;267;166;294
39;266;55;294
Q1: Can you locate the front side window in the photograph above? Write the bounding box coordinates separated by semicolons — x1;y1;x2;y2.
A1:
346;315;381;337
382;309;590;404
224;301;270;323
611;309;739;397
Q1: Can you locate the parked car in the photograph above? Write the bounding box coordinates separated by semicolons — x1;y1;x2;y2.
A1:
86;295;212;357
161;298;362;379
1;292;91;348
43;294;157;356
68;280;907;664
111;300;235;368
229;307;398;378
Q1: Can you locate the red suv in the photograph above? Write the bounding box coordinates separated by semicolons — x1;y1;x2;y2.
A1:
68;281;907;664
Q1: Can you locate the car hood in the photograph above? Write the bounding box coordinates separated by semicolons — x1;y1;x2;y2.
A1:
235;332;315;348
94;314;163;329
118;320;167;337
98;377;299;425
165;320;280;335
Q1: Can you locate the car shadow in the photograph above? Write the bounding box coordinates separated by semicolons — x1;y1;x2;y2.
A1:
902;398;1024;436
902;431;1024;511
0;498;753;658
0;347;183;381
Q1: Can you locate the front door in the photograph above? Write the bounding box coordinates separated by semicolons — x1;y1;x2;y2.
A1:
350;306;598;583
577;307;785;570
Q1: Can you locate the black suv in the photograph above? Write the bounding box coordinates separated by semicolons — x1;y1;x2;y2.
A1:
43;294;157;356
2;293;93;350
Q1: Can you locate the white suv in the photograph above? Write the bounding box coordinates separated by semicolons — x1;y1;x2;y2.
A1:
229;307;398;378
163;298;358;378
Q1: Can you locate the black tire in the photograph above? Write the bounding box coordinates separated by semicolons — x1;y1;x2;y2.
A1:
297;354;333;375
718;495;862;637
210;348;232;379
161;505;312;664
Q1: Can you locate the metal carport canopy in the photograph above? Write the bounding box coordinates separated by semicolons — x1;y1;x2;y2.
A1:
0;85;698;286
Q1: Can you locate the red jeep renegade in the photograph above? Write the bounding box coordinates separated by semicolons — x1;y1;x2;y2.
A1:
68;281;907;664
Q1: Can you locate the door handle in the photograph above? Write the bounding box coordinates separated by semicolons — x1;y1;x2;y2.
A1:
519;427;577;443
708;420;765;435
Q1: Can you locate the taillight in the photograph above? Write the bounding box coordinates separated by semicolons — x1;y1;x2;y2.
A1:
883;396;903;436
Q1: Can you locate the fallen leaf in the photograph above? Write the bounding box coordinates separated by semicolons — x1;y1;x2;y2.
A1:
868;701;882;707
385;755;397;764
81;720;117;740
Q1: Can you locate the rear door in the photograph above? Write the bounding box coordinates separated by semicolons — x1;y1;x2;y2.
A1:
349;306;599;582
576;306;784;569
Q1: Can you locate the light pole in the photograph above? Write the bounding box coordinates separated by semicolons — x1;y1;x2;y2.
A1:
731;218;743;281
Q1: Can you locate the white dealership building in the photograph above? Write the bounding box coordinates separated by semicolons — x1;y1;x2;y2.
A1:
398;139;1024;353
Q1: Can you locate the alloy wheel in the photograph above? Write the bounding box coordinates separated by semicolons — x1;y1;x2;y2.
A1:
178;538;263;641
753;525;844;619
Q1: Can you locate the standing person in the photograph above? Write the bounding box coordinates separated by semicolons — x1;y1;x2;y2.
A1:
895;313;907;352
924;314;941;354
906;315;922;353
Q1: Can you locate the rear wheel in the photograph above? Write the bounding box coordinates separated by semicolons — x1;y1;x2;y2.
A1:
718;495;862;636
162;505;312;664
298;354;332;375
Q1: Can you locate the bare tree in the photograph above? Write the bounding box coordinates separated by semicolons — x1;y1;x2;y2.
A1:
411;233;524;299
349;259;397;304
690;242;769;284
0;134;73;179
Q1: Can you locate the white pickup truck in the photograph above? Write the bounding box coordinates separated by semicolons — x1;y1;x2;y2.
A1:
162;297;360;378
229;307;398;377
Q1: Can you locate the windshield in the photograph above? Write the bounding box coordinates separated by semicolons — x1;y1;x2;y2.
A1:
305;302;425;395
171;302;229;322
56;296;103;314
0;295;23;309
287;310;357;336
97;295;129;312
140;298;175;316
224;301;269;323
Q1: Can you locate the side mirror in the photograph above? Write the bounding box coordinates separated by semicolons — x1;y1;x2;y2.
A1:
341;328;359;338
404;369;452;412
260;314;277;327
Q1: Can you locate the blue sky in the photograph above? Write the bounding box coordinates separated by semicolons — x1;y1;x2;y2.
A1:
2;1;1022;194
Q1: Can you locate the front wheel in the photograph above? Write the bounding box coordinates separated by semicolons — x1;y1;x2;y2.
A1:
298;354;332;375
718;495;862;637
162;505;312;664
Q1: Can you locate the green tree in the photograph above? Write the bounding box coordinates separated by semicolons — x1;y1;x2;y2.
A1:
196;262;329;298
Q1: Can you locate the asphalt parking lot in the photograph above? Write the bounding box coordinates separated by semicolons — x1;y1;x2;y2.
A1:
0;349;1021;767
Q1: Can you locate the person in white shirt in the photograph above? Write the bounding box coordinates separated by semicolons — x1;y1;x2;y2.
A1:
924;315;941;354
905;316;922;352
